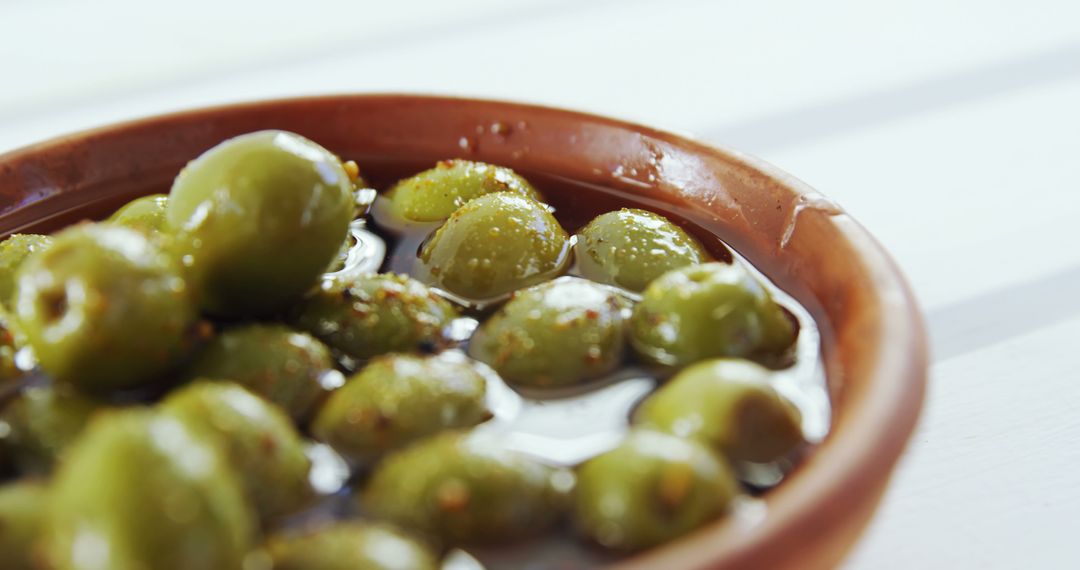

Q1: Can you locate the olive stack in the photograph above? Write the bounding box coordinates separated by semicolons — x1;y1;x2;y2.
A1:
0;131;810;569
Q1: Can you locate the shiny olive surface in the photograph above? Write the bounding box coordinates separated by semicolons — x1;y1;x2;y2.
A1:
313;353;491;463
385;159;542;222
575;209;709;292
363;431;572;544
167;130;354;317
292;273;457;362
630;262;795;367
470;277;627;388
183;324;337;423
46;409;255;570
107;194;170;238
0;233;52;311
0;480;48;570
0;385;105;475
634;358;804;463
13;224;197;394
266;522;440;570
161;381;314;522
418;192;570;300
574;430;738;551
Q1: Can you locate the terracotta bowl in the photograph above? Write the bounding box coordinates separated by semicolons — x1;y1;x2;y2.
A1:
0;95;927;569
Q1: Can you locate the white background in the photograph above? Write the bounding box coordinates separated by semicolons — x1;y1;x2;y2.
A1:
3;1;1079;567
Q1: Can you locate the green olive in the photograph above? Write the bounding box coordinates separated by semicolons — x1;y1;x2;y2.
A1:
266;522;440;570
363;430;572;544
312;354;491;463
630;262;795;367
13;224;197;394
469;277;627;389
292;273;457;362
575;208;709;292
160;381;313;522
386;159;542;222
418;192;570;300
167;130;354;317
0;480;48;570
0;308;22;386
183;324;337;423
633;359;803;463
107;194;170;237
574;430;738;551
46;409;255;570
0;233;52;311
0;385;105;475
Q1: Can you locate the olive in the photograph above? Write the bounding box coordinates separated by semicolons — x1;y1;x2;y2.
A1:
0;233;52;310
13;224;197;394
363;430;572;544
634;359;803;463
0;480;48;570
630;262;795;367
575;208;709;292
0;308;21;386
266;522;440;570
469;277;627;389
312;353;491;463
183;324;337;423
107;193;170;237
46;409;255;570
167;130;354;317
161;381;314;522
292;273;457;362
418;192;570;300
574;430;738;551
0;385;105;475
386;159;543;222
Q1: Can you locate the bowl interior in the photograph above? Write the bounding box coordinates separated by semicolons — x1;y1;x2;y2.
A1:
0;95;927;569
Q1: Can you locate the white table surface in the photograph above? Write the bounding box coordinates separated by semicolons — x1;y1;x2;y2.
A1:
3;0;1078;567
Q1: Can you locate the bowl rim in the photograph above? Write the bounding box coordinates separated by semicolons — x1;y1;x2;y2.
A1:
0;93;928;569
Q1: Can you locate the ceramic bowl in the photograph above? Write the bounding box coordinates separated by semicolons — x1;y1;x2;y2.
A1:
0;95;927;569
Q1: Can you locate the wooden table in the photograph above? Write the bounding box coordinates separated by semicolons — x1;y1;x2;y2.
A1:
3;0;1078;567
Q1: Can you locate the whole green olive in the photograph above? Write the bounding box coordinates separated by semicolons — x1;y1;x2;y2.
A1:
183;324;338;423
161;381;314;522
634;358;803;463
0;385;105;475
386;159;543;222
574;430;738;551
630;262;795;367
575;208;709;292
363;430;572;544
469;277;627;389
167;130;354;317
46;409;255;570
0;480;48;570
418;192;570;300
107;194;170;238
13;224;197;394
312;353;491;463
266;522;440;570
0;233;52;311
292;273;457;362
